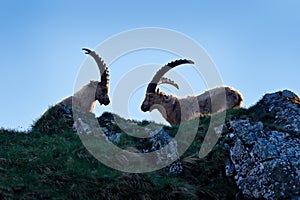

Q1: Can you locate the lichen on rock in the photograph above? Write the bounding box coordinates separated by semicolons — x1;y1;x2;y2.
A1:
223;90;300;199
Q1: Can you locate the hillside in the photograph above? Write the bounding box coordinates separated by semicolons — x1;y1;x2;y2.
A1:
1;90;300;199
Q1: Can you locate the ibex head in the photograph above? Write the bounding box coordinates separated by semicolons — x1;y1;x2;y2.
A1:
225;87;243;108
141;59;194;112
82;48;110;105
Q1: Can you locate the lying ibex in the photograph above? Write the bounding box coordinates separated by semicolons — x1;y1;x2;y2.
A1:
60;48;110;112
141;59;243;125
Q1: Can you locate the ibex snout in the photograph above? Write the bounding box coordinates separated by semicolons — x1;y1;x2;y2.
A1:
141;94;153;112
141;103;149;112
102;97;110;106
97;93;110;105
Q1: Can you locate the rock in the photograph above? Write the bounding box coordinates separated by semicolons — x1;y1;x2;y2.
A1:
148;129;182;175
226;119;300;199
223;90;300;199
252;90;300;134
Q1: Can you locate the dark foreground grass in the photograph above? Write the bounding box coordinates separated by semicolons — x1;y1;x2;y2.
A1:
0;107;250;199
1;128;120;199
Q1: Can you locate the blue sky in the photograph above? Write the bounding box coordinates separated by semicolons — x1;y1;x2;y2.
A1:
0;0;299;130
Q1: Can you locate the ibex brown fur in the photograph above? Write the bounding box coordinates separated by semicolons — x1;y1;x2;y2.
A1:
141;59;243;125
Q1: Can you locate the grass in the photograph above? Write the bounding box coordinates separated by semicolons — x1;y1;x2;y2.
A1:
1;98;297;199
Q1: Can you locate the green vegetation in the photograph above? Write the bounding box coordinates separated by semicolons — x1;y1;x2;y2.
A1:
1;100;294;199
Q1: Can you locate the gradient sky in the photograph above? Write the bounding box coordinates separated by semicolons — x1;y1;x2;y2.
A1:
0;0;299;130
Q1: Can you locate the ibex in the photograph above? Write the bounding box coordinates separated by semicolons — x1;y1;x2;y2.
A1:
33;48;110;133
60;48;110;112
141;59;243;125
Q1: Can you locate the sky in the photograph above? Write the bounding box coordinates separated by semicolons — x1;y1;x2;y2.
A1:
0;0;299;130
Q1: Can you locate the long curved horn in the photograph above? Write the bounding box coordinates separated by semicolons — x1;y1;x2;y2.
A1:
82;48;109;85
158;77;179;89
146;59;194;93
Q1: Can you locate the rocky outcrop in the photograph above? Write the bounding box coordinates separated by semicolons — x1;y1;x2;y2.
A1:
32;89;300;199
250;90;300;132
224;90;300;199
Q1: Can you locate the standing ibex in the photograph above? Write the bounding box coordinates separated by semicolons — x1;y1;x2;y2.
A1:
33;48;110;133
141;59;243;125
60;48;110;112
